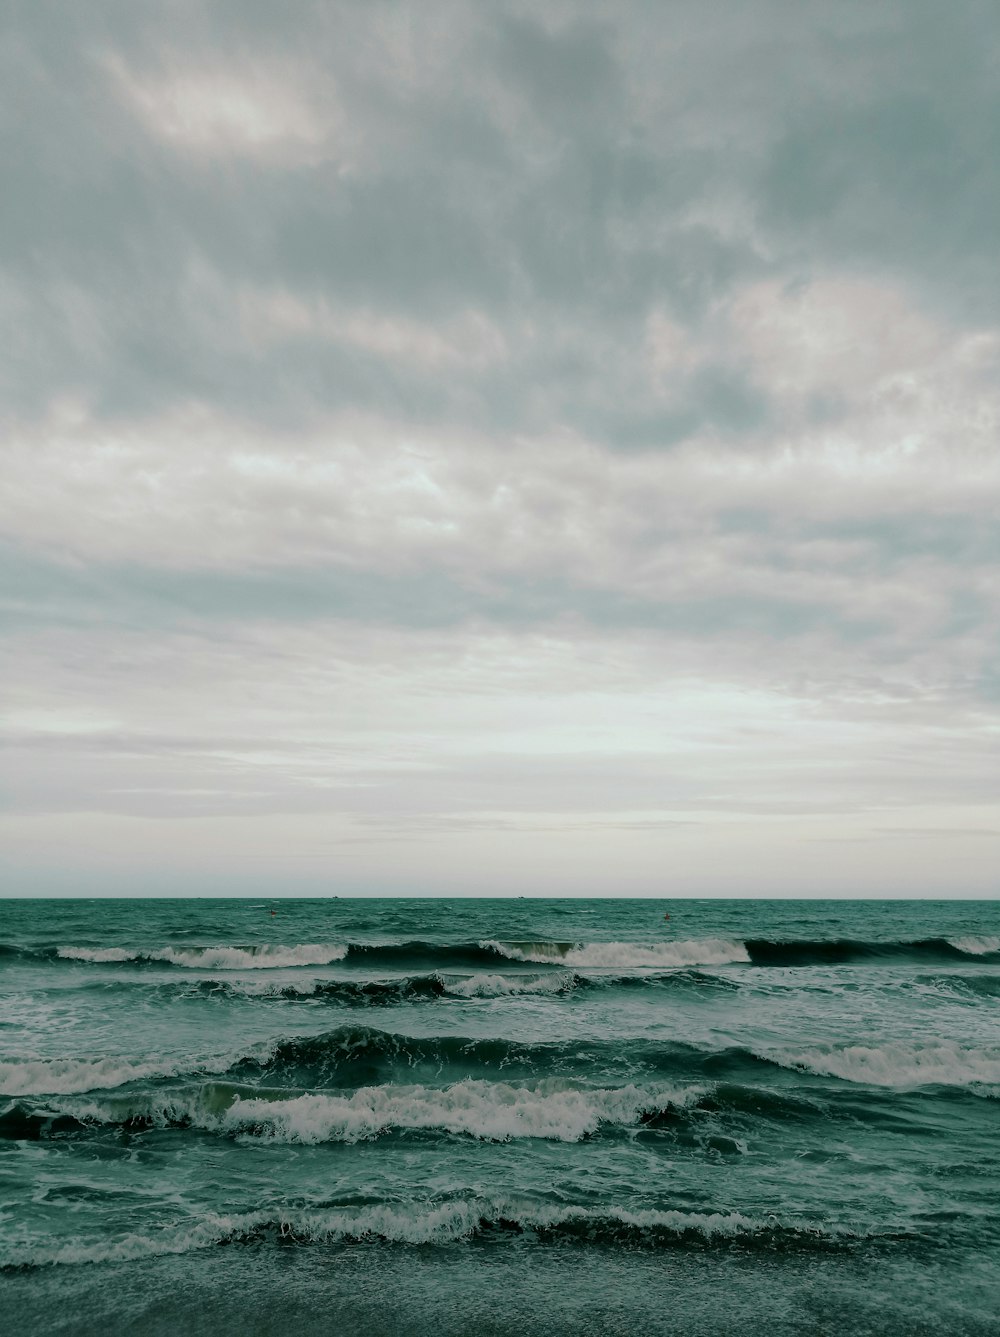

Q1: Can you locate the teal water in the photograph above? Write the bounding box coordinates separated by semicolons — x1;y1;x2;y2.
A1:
2;898;999;1336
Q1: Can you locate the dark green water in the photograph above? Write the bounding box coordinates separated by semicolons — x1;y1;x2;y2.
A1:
2;898;999;1335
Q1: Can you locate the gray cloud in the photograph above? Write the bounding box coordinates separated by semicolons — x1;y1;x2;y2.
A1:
2;1;998;893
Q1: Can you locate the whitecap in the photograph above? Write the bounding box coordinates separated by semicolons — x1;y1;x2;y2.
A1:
771;1041;1000;1090
947;935;1000;957
66;1077;704;1144
0;1051;238;1098
481;938;750;969
0;1198;872;1269
445;973;574;998
56;943;348;969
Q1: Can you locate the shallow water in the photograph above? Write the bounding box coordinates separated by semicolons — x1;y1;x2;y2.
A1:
2;897;999;1335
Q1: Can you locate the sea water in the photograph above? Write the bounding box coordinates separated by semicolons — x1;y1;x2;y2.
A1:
2;897;999;1335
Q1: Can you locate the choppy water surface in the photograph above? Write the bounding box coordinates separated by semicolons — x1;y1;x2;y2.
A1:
3;898;999;1336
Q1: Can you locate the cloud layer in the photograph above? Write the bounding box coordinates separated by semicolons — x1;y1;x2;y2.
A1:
2;1;998;894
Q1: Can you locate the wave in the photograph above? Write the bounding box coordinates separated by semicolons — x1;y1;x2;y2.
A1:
481;938;751;968
30;933;1000;974
1;1198;898;1270
235;1028;1000;1098
8;1063;985;1153
743;937;1000;966
234;1026;556;1086
342;941;506;969
440;972;574;999
444;969;739;998
181;969;739;1005
232;1026;773;1090
191;973;571;1003
0;1027;579;1099
217;975;452;1004
474;936;1000;970
55;944;348;969
7;1021;999;1103
913;973;1000;1001
0;1048;250;1098
0;1102;91;1140
45;940;568;972
946;935;1000;957
0;1026;618;1099
770;1041;1000;1091
51;1077;706;1144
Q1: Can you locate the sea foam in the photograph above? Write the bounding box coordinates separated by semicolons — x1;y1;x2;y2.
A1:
946;935;1000;957
0;1198;887;1270
445;973;574;999
0;1051;241;1098
773;1041;1000;1090
56;944;348;969
480;938;750;969
64;1077;704;1144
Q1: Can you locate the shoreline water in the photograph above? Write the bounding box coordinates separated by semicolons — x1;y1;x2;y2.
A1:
3;897;999;1335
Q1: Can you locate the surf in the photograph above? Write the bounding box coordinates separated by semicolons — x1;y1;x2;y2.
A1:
37;933;1000;975
1;1196;907;1271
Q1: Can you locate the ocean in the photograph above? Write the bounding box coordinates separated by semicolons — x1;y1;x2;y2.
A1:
2;897;999;1336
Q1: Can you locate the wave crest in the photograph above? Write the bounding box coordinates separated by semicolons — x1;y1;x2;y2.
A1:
63;1077;703;1144
772;1041;1000;1090
480;938;750;968
0;1051;240;1098
946;935;1000;957
1;1197;903;1270
56;944;348;969
35;934;1000;975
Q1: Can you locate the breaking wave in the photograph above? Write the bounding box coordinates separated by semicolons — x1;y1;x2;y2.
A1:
770;1041;1000;1091
443;972;574;999
743;937;1000;966
215;975;452;1004
8;1020;998;1109
915;973;1000;1001
32;934;1000;974
230;1028;1000;1100
194;973;572;1004
0;1026;635;1099
0;1050;244;1098
51;1077;707;1144
56;944;348;969
1;1198;897;1270
190;969;738;1004
946;935;1000;957
481;938;751;968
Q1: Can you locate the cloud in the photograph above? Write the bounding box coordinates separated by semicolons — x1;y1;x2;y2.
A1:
2;1;998;892
104;54;336;162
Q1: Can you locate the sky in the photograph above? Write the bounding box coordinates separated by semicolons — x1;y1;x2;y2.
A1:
2;1;998;898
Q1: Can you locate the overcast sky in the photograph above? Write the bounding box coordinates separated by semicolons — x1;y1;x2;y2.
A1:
2;1;998;897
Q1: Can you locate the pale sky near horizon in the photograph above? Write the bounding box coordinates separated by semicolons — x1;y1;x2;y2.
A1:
2;1;999;898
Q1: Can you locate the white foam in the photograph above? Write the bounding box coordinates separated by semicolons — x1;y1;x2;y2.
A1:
947;935;1000;956
70;1078;703;1144
0;1050;238;1097
204;978;321;998
0;1213;265;1270
269;1199;770;1243
481;938;750;969
56;947;140;963
773;1041;1000;1090
0;1199;804;1268
57;943;348;969
445;973;574;999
